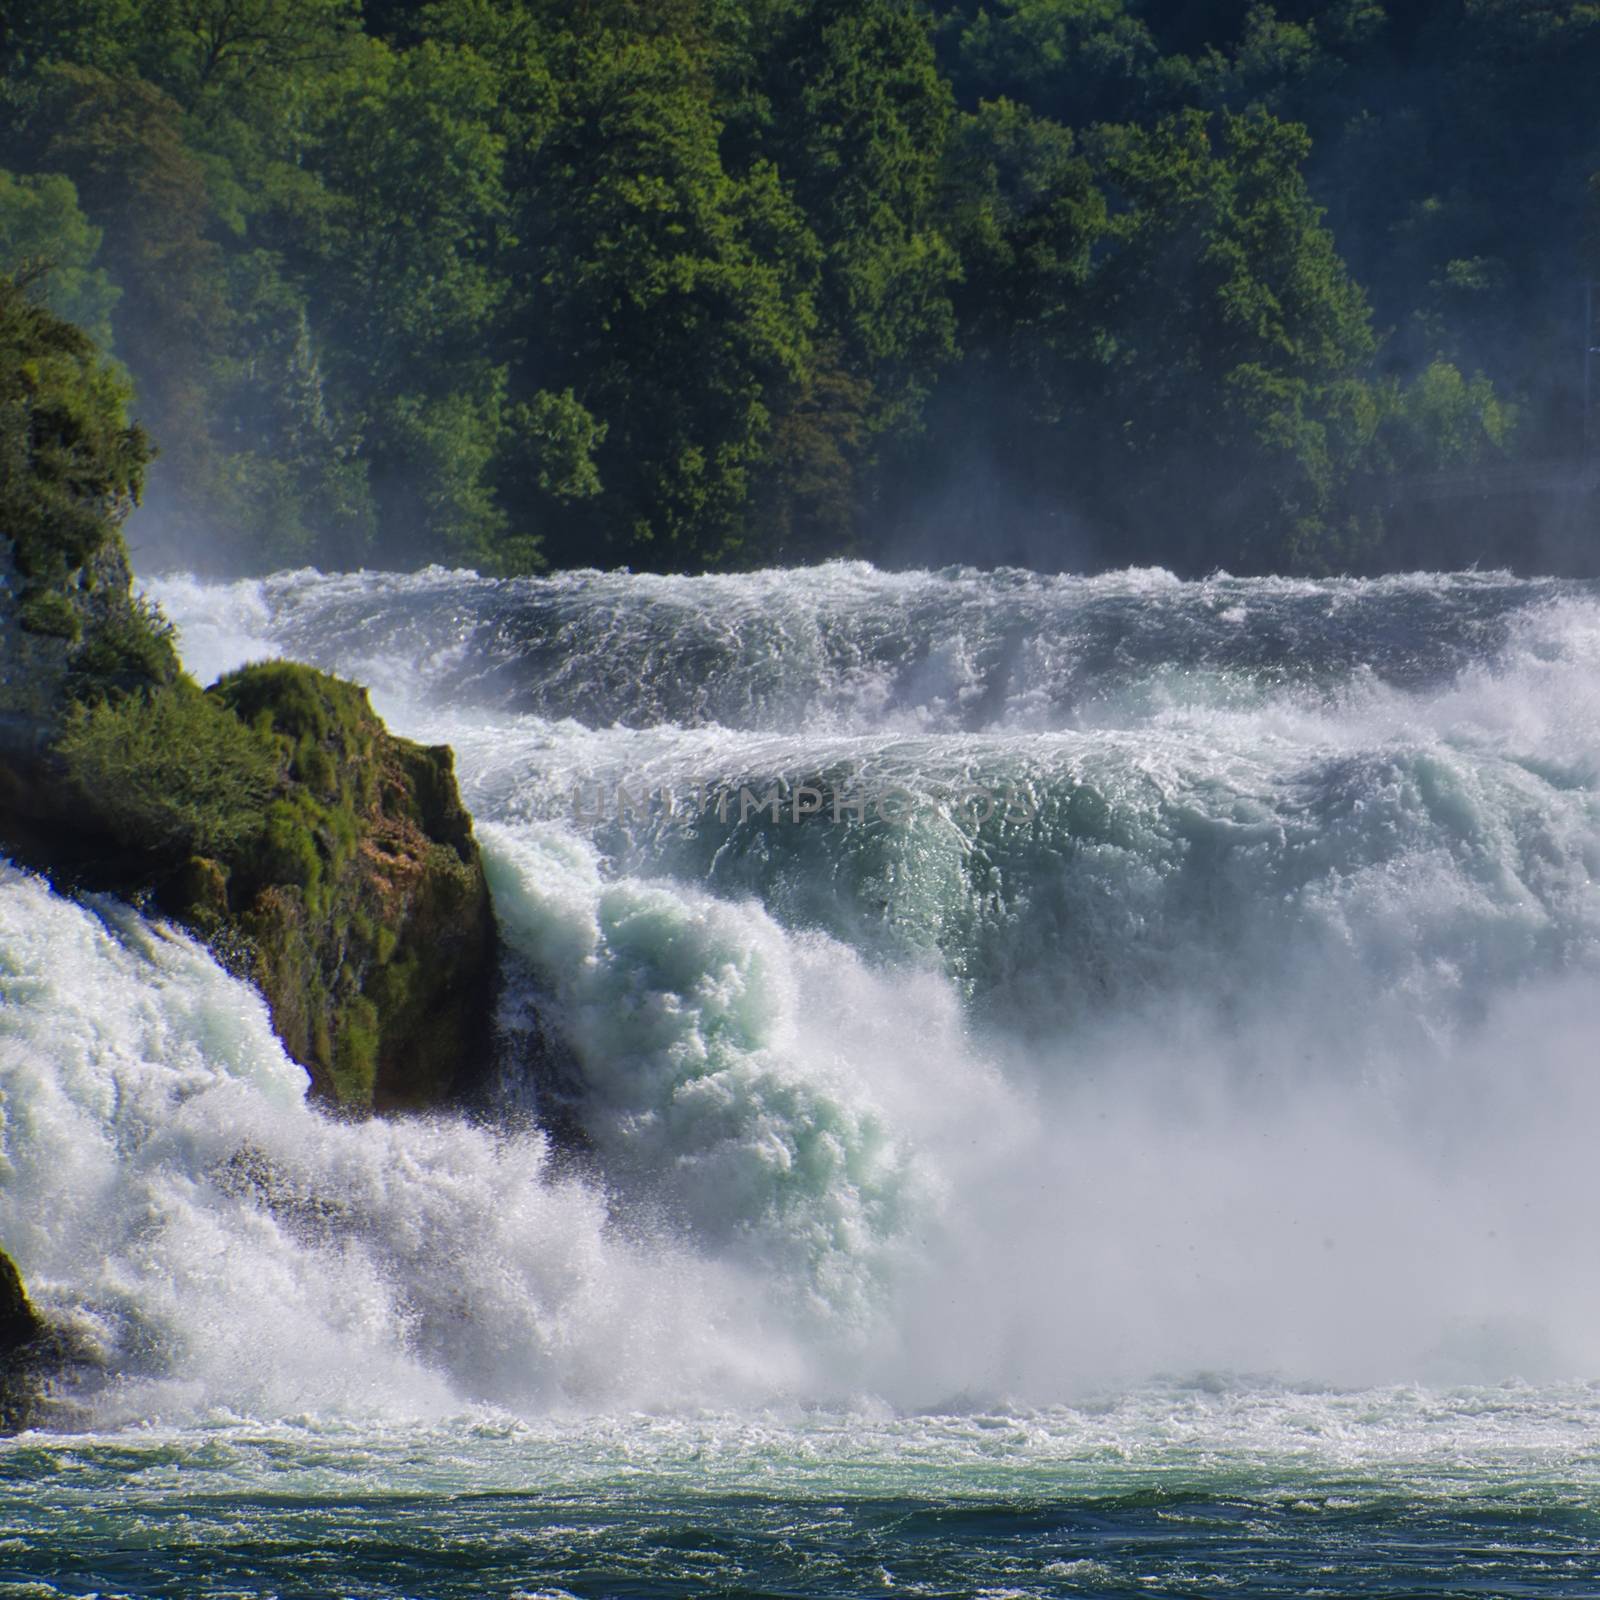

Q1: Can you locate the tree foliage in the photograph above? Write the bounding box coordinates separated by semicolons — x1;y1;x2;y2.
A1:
2;0;1595;576
0;270;147;579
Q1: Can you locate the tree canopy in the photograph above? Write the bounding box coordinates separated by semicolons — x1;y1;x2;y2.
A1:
1;0;1595;576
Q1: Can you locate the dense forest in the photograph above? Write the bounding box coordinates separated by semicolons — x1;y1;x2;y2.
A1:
1;0;1595;578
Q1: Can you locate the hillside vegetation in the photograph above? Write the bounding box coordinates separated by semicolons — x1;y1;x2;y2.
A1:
1;0;1594;575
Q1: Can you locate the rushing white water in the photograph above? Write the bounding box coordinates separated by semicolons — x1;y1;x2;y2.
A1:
5;561;1600;1428
0;868;814;1424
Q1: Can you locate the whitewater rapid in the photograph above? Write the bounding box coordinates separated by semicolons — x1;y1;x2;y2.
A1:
5;561;1600;1425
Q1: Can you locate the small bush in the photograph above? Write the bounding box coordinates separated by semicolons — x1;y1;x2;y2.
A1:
69;594;179;690
54;679;281;859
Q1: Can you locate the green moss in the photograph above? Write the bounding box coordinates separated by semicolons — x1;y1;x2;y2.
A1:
215;661;373;750
295;740;337;797
215;661;383;814
165;854;231;932
331;995;380;1108
323;800;358;871
366;947;420;1014
214;665;386;913
16;587;80;640
395;741;475;859
254;797;323;892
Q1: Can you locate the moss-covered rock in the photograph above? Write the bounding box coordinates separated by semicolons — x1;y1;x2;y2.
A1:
1;278;500;1115
0;1246;48;1433
7;651;497;1114
0;1247;103;1434
10;652;501;1114
159;662;498;1111
0;1247;42;1355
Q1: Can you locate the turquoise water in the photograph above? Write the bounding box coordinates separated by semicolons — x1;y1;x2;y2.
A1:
9;1389;1600;1597
7;563;1600;1595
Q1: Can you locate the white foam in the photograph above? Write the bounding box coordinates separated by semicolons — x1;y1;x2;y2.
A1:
0;867;805;1424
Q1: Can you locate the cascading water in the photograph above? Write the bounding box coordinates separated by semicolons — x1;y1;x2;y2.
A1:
6;561;1600;1596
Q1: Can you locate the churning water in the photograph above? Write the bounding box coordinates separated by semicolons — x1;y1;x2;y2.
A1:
4;562;1600;1595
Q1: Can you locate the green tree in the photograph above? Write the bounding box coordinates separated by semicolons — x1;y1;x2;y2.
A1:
899;101;1386;571
1077;108;1380;567
271;34;511;565
1376;359;1513;474
26;65;229;553
127;0;361;110
878;98;1104;557
948;0;1159;125
741;0;958;435
0;269;148;582
505;9;816;569
204;250;375;570
0;167;119;344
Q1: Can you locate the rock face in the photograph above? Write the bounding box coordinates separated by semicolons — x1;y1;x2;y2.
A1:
166;663;498;1110
0;1247;42;1354
0;534;141;762
1;274;498;1114
0;1247;102;1433
0;535;184;886
0;1246;50;1433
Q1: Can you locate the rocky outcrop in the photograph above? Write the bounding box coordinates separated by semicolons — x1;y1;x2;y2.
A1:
1;1246;53;1433
0;1247;42;1354
0;534;148;761
1;274;498;1115
0;534;187;885
163;663;498;1110
9;670;498;1113
0;1247;103;1433
1;273;180;876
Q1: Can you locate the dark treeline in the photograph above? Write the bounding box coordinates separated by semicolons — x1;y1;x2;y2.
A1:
2;0;1596;577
